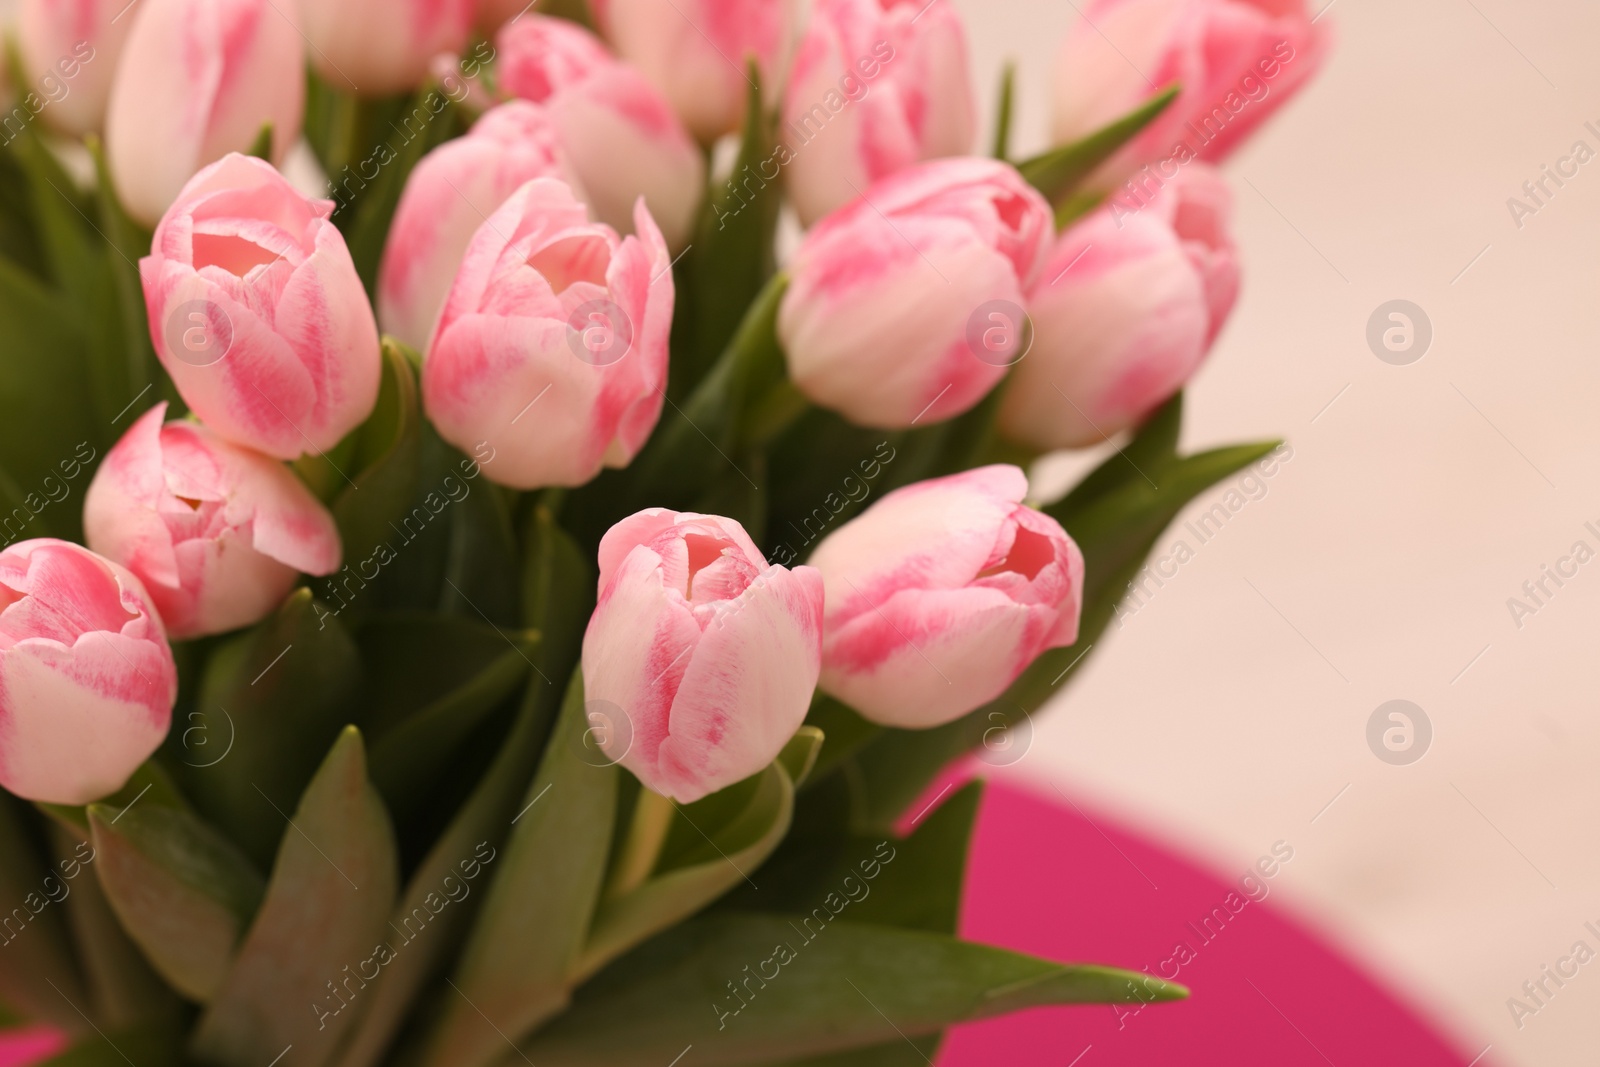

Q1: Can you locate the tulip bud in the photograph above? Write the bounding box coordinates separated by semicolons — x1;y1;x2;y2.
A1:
104;0;305;227
378;101;580;353
782;0;977;226
294;0;474;98
589;0;796;143
17;0;131;136
1001;164;1239;449
808;465;1083;729
582;509;823;803
1052;0;1329;187
140;154;382;461
83;404;342;640
777;158;1052;428
496;15;705;250
0;539;178;805
421;177;674;490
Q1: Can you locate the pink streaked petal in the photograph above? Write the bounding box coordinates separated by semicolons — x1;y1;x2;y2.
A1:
655;564;822;802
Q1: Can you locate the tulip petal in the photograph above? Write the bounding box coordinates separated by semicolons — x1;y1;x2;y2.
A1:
656;565;822;802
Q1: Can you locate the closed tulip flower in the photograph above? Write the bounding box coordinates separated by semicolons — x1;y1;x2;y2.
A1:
582;509;823;803
378;101;580;353
421;177;673;490
589;0;795;143
777;157;1052;428
141;154;382;461
1000;164;1239;449
83;404;342;640
295;0;474;98
17;0;131;136
0;539;178;805
808;465;1083;729
496;15;705;250
783;0;977;226
105;0;304;227
1052;0;1329;187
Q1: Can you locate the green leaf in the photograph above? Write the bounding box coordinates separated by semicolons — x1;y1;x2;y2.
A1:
1052;391;1183;517
418;672;617;1067
437;475;521;627
34;1024;184;1066
327;678;564;1067
171;589;362;870
0;790;88;1034
576;753;800;984
728;782;982;937
192;727;399;1067
519;498;595;689
340;86;465;295
671;62;779;397
992;61;1017;161
524;915;1184;1066
777;727;824;789
321;338;424;554
1016;85;1179;203
246;122;274;160
48;823;181;1030
595;272;789;534
329;533;586;1067
0;144;48;277
87;136;167;426
0;255;97;544
86;803;264;1002
356;614;525;737
769;1037;942;1067
7;130;97;306
365;621;537;821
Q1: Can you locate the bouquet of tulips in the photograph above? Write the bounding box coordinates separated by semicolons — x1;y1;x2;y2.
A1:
0;0;1326;1063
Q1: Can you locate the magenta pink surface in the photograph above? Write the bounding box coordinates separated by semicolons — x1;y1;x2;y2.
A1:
0;1028;62;1067
938;776;1489;1066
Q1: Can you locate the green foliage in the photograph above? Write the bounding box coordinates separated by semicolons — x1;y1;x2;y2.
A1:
522;914;1183;1066
192;728;399;1067
1016;85;1180;206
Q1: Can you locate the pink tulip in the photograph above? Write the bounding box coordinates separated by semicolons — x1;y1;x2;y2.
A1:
777;157;1052;429
378;101;579;353
496;15;705;250
140;154;382;461
1001;164;1238;449
421;177;673;490
17;0;131;136
83;404;342;640
1052;0;1329;186
104;0;304;227
294;0;475;98
0;539;177;805
582;509;823;802
589;0;795;143
782;0;977;226
808;465;1083;728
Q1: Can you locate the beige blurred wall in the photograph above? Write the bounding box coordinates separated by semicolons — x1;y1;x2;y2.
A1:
957;1;1600;1064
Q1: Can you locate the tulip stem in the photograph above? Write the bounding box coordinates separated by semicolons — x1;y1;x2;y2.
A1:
606;788;676;899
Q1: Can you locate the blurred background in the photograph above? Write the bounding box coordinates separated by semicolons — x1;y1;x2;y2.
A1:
953;0;1600;1064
